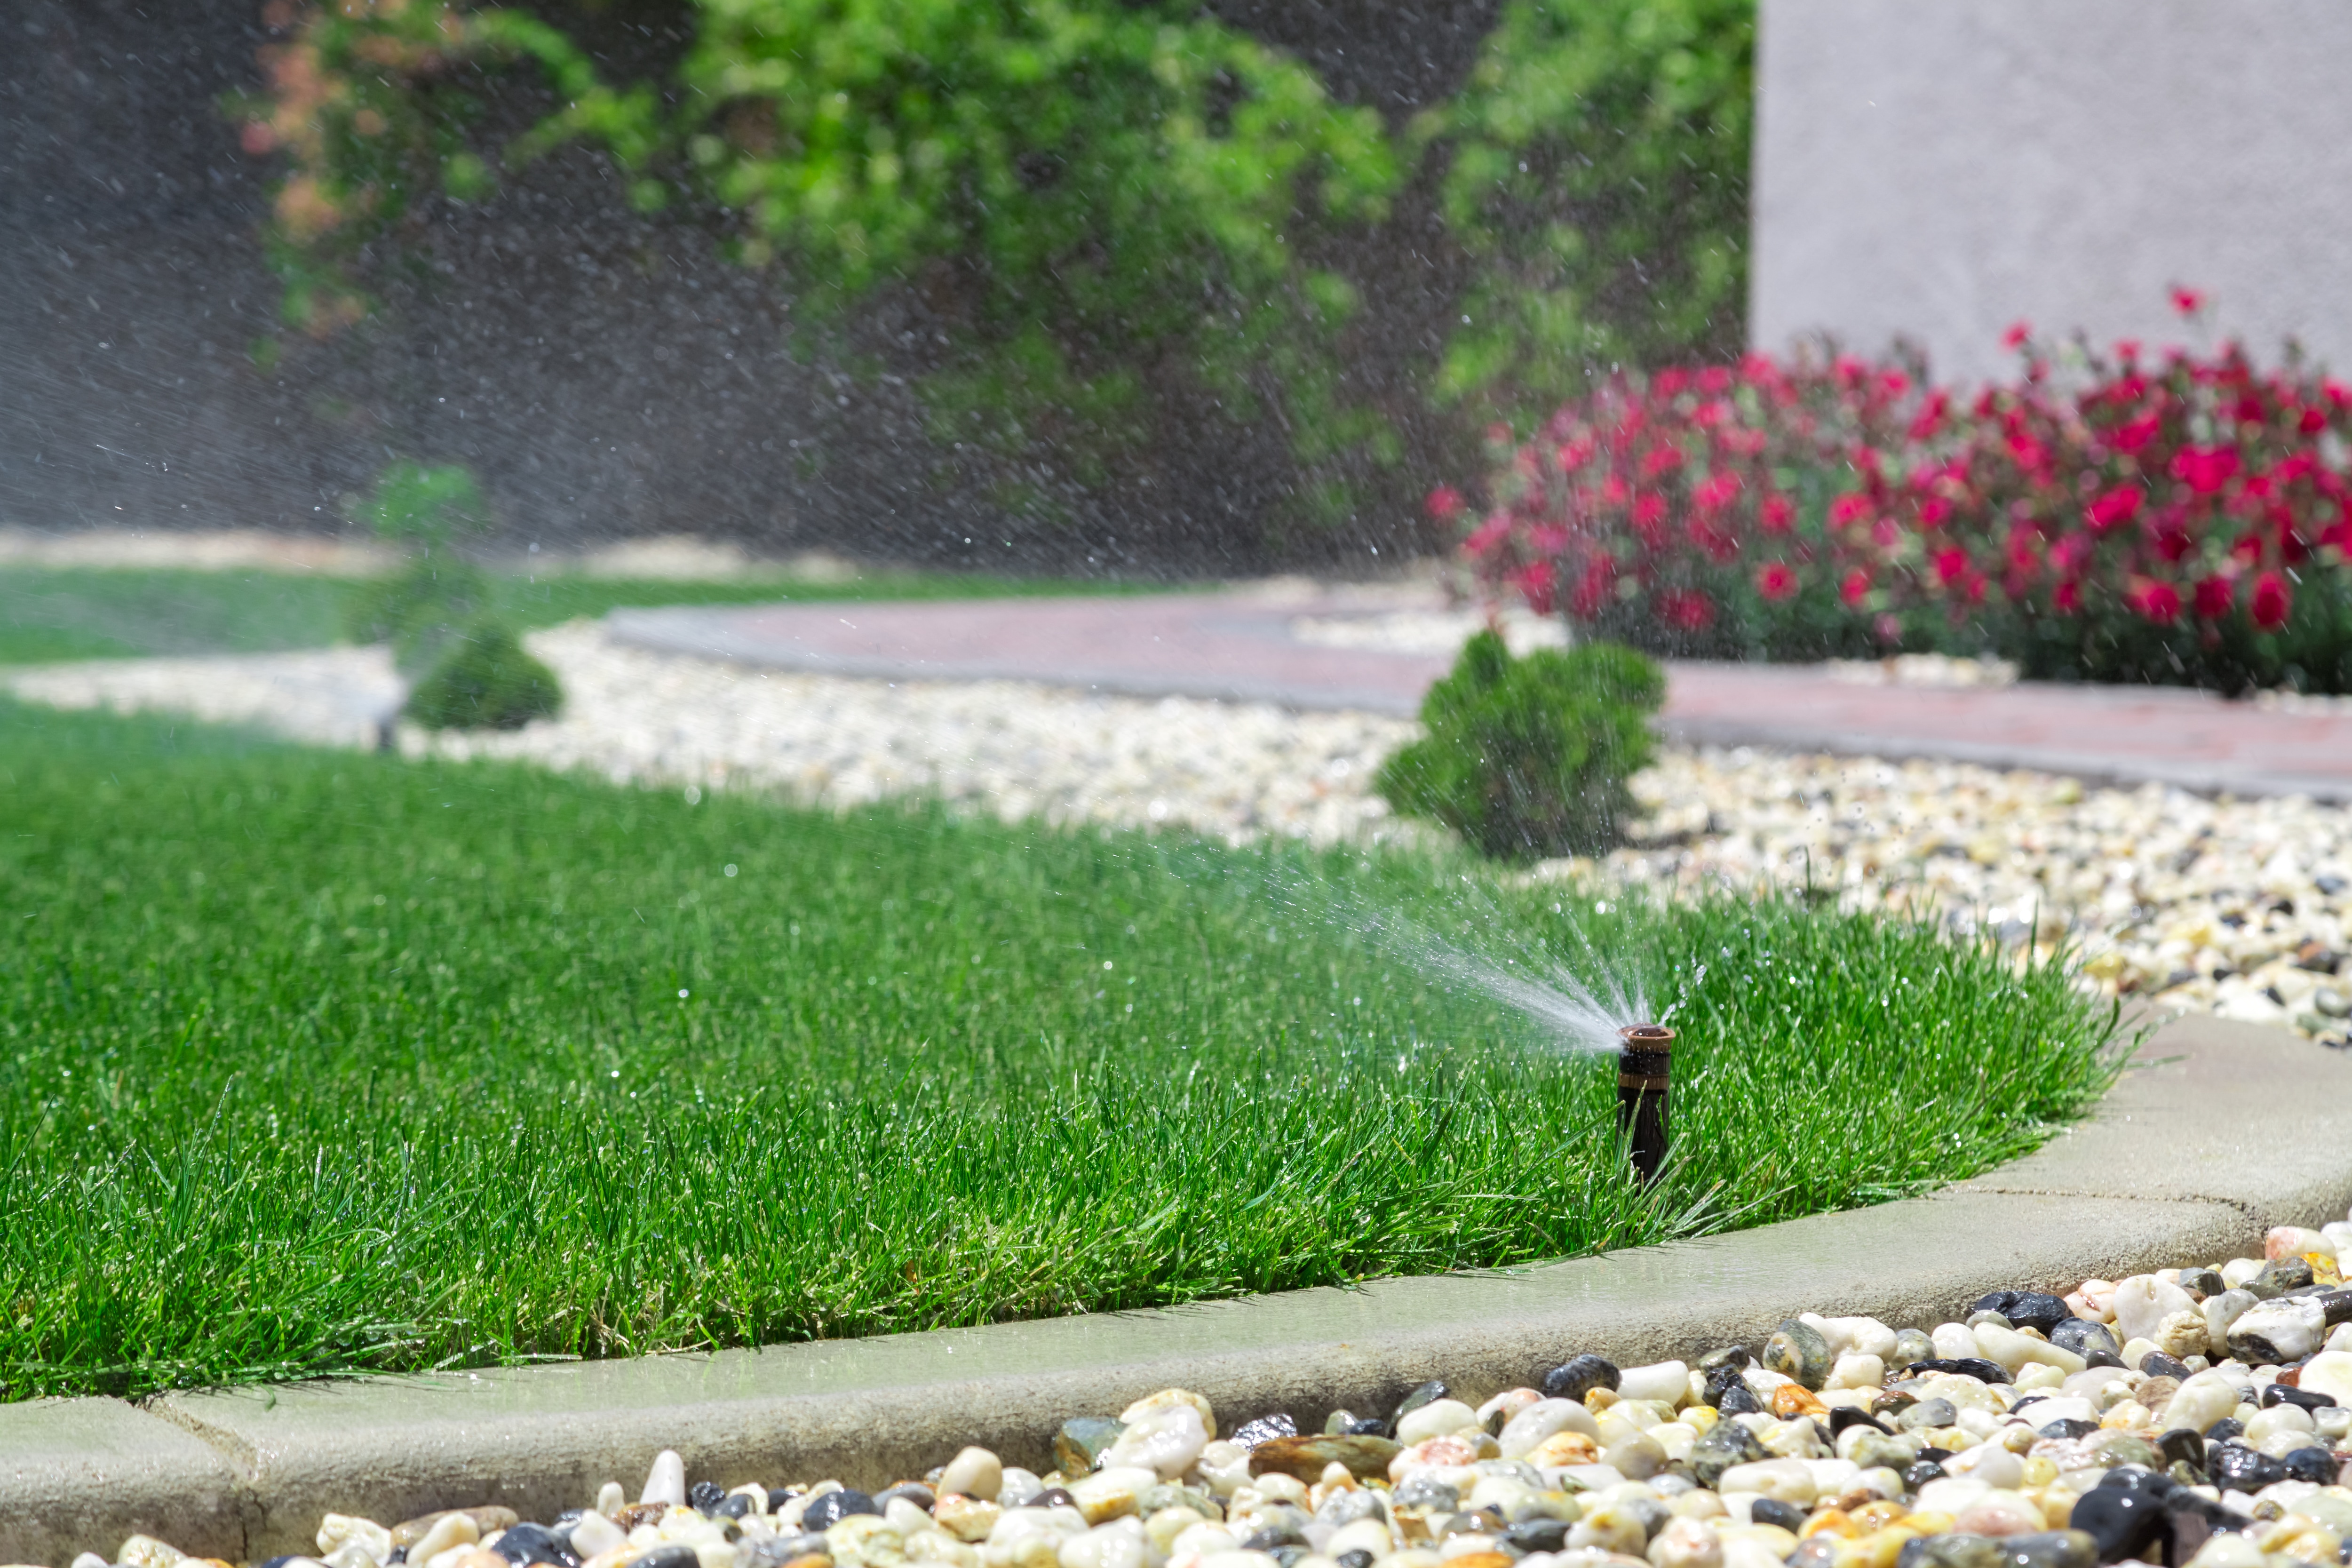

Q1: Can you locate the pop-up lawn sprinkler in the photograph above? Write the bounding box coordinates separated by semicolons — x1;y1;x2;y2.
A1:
1616;1024;1673;1183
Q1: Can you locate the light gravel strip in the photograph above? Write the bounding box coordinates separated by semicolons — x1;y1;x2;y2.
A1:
7;623;2350;1043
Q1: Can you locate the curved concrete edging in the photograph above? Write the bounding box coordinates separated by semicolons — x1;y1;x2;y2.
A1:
4;1012;2342;1566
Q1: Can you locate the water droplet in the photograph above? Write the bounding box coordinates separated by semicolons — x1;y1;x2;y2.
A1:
724;863;738;877
677;988;690;999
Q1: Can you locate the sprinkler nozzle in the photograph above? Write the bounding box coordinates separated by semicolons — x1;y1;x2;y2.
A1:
1616;1024;1673;1184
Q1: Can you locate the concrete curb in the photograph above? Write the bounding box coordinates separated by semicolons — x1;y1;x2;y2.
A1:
3;1013;2337;1564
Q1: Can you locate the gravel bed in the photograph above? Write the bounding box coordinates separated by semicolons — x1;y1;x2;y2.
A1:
64;1219;2352;1568
8;623;2349;1044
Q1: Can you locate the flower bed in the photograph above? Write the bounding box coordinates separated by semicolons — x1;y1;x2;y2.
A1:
1446;299;2352;693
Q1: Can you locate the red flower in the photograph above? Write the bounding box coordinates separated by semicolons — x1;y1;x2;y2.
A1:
1692;472;1741;513
1657;589;1714;631
1633;493;1669;532
1840;568;1873;608
1754;560;1799;602
1555;440;1594;474
1426;486;1467;522
1696;366;1733;394
1932;547;1970;586
1462;515;1511;557
1569;558;1617;619
1916;495;1953;528
2171;445;2240;495
1514;560;1558;616
2002;320;2032;350
2113;412;2162;453
2085;484;2145;534
2192;575;2235;620
1640;445;1684;480
2171;287;2207;317
2054;580;2082;613
1654;368;1690;398
2250;570;2293;630
1759;493;1796;534
1829;493;1874;527
2127;578;2183;624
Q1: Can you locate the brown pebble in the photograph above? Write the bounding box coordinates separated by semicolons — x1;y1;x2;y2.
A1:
392;1511;520;1549
1446;1554;1515;1568
611;1503;672;1533
780;1556;834;1568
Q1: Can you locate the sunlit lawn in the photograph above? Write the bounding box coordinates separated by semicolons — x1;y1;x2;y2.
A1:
0;701;2120;1400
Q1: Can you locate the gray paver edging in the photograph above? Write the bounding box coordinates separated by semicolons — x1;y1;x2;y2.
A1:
3;1012;2336;1564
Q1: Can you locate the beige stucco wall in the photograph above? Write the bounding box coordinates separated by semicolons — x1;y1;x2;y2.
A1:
1750;1;2352;383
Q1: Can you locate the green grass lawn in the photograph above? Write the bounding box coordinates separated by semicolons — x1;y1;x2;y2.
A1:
0;701;2123;1401
0;565;1175;665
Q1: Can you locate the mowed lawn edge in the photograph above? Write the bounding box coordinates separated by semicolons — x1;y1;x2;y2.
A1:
0;700;2123;1401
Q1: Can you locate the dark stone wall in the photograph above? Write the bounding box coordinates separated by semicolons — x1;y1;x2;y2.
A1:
0;0;1494;572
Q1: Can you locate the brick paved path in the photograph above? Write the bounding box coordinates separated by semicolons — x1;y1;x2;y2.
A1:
606;592;2352;801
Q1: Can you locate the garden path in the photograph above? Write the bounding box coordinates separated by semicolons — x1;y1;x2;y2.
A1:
605;589;2352;803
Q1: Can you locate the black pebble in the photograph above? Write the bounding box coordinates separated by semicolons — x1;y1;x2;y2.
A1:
1750;1499;1808;1533
1717;1383;1764;1416
1901;1456;1947;1490
1033;1488;1080;1511
1231;1414;1300;1448
1335;1555;1375;1568
1971;1290;2071;1335
2070;1482;2171;1563
2261;1382;2338;1412
2281;1447;2340;1486
626;1548;702;1568
2039;1417;2102;1440
713;1496;755;1523
2156;1429;2208;1473
2204;1417;2245;1442
1391;1380;1450;1428
1541;1354;1620;1402
2208;1442;2287;1493
1504;1520;1573;1555
1905;1356;2012;1384
2178;1269;2227;1299
1341;1416;1393;1438
874;1485;936;1513
1828;1408;1891;1437
800;1490;881;1532
766;1489;799;1515
1268;1550;1308;1568
2048;1320;2120;1360
2140;1352;2194;1381
492;1525;577;1568
690;1482;727;1514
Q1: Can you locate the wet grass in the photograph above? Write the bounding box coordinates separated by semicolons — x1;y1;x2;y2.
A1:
0;565;1177;665
0;700;2125;1400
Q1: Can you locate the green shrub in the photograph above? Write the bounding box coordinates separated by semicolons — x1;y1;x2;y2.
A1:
342;462;495;675
403;621;563;732
1377;631;1663;861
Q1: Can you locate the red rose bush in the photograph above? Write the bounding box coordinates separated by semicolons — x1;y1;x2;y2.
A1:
1451;303;2352;692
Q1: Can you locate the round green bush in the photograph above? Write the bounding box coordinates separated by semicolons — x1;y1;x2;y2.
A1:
1376;630;1663;860
403;622;563;732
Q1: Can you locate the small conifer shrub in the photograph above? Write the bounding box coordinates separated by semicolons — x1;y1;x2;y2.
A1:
403;621;563;732
1377;630;1663;860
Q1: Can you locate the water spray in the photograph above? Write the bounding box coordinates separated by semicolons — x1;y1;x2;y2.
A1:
1615;1024;1673;1183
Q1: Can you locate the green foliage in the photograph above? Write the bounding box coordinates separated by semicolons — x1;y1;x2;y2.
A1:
1379;631;1664;860
404;620;564;731
1424;0;1754;416
243;0;1753;539
0;700;2116;1397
